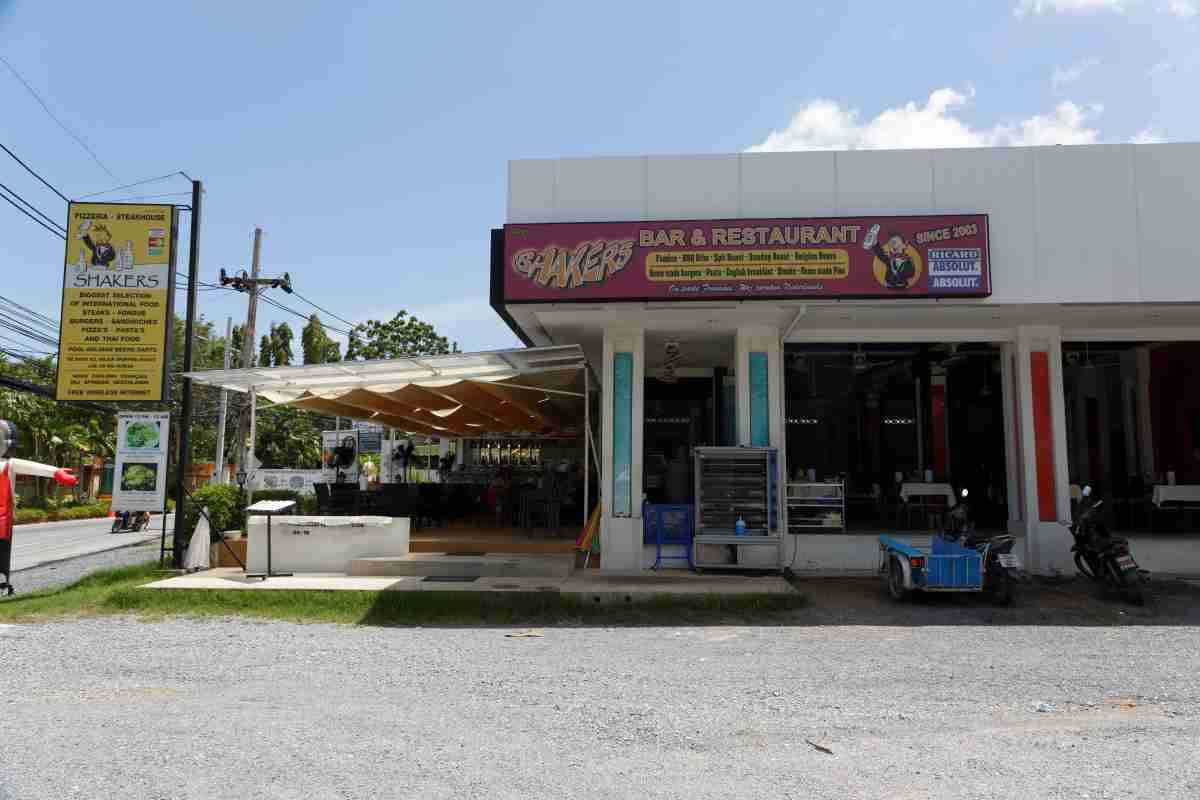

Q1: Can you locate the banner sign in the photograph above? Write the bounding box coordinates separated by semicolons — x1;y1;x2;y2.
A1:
352;421;384;452
502;215;989;302
252;469;323;495
320;430;360;483
57;202;177;401
111;412;170;512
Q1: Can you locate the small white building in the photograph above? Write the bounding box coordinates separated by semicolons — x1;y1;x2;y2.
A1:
492;142;1200;576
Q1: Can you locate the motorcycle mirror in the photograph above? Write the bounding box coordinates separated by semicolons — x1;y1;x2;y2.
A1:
1082;485;1092;498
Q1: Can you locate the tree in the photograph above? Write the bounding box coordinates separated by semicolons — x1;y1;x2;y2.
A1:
345;311;458;361
271;322;294;366
253;405;330;468
301;314;341;364
258;334;273;367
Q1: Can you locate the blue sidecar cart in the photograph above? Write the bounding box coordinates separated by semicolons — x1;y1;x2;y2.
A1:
879;533;1011;603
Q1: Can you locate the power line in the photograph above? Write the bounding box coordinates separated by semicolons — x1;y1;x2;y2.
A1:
0;189;65;239
74;172;185;201
0;296;58;328
0;180;66;233
105;191;191;203
0;141;70;203
0;54;116;180
259;293;353;336
290;289;357;328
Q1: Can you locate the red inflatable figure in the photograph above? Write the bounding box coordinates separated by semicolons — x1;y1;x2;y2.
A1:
1;420;78;595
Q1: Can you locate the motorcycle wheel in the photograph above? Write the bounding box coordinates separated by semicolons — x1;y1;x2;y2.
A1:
988;571;1014;606
1074;552;1098;581
111;519;122;534
886;556;910;602
1105;560;1145;606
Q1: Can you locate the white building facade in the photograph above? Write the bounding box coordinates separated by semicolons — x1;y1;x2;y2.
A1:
492;143;1200;576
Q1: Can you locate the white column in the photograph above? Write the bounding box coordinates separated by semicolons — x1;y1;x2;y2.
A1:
735;326;787;566
600;327;644;573
1013;325;1074;576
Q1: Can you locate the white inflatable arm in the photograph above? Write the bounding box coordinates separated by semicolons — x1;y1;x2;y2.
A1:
8;458;61;480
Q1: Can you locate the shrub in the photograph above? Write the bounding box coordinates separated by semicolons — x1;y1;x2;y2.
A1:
14;501;111;525
185;484;246;542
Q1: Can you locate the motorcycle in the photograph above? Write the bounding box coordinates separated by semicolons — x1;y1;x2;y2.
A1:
1067;486;1146;605
942;488;1024;605
111;510;151;533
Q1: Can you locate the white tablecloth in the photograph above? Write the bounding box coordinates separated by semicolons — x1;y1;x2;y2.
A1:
899;482;957;508
1152;485;1200;508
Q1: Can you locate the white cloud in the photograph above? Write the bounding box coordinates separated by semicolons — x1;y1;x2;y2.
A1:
748;89;1100;153
1164;0;1197;18
1146;60;1172;76
1052;58;1100;92
1015;0;1129;17
1131;127;1165;143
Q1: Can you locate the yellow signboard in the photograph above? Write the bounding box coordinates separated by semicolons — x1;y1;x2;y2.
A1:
56;202;177;402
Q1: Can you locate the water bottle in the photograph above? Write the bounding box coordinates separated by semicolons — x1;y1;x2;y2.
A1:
735;516;746;536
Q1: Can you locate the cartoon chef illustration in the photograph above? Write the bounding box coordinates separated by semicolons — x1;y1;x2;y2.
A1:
0;420;78;595
862;223;918;289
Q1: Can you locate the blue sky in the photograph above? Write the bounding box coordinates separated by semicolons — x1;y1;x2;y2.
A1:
1;0;1196;356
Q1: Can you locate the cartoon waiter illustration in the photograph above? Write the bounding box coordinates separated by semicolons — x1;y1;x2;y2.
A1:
862;223;917;289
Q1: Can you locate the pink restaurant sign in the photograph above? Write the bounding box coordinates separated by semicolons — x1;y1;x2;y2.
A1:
502;215;990;302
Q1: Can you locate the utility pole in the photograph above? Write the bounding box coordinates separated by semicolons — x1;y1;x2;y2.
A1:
219;229;292;487
210;315;233;485
171;178;202;568
230;228;262;482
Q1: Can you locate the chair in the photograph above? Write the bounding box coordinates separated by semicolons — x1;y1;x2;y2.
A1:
314;483;333;514
329;482;359;515
905;494;949;531
644;503;693;570
417;484;445;529
522;490;561;536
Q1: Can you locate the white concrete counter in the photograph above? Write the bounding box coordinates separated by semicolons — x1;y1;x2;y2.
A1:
246;515;410;574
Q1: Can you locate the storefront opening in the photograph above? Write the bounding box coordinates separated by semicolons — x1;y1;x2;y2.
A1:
784;343;1008;532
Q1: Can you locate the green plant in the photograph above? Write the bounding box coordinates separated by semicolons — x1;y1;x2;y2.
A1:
185;484;245;542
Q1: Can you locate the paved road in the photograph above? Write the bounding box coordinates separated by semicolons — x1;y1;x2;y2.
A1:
1;606;1197;799
7;514;171;572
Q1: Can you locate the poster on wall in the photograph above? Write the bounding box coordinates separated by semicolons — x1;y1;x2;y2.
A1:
502;214;990;302
56;202;177;401
111;412;170;512
320;430;360;484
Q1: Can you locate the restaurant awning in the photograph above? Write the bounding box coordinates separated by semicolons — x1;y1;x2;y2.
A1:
183;345;588;438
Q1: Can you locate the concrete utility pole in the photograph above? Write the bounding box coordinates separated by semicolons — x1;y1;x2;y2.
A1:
220;228;292;484
231;228;262;481
210;315;233;484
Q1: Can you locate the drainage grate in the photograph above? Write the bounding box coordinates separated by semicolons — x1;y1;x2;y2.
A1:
493;583;521;590
443;552;486;557
422;576;479;583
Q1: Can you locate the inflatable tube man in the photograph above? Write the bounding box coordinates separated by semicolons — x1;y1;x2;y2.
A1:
0;420;78;595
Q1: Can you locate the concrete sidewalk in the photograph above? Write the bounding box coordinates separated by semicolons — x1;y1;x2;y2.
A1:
142;567;798;601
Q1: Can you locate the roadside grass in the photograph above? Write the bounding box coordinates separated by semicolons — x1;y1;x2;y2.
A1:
0;561;807;626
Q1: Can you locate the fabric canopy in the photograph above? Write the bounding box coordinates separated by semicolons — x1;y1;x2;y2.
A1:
183;345;588;438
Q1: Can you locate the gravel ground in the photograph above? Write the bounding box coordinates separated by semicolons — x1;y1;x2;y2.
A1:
2;542;161;596
1;605;1197;799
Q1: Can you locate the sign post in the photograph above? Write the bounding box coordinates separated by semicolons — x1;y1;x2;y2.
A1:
172;179;202;567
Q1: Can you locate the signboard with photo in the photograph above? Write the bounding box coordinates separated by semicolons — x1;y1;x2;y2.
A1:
111;411;170;511
56;202;177;401
320;430;360;484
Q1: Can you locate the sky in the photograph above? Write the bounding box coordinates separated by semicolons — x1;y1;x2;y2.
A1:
1;0;1197;359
